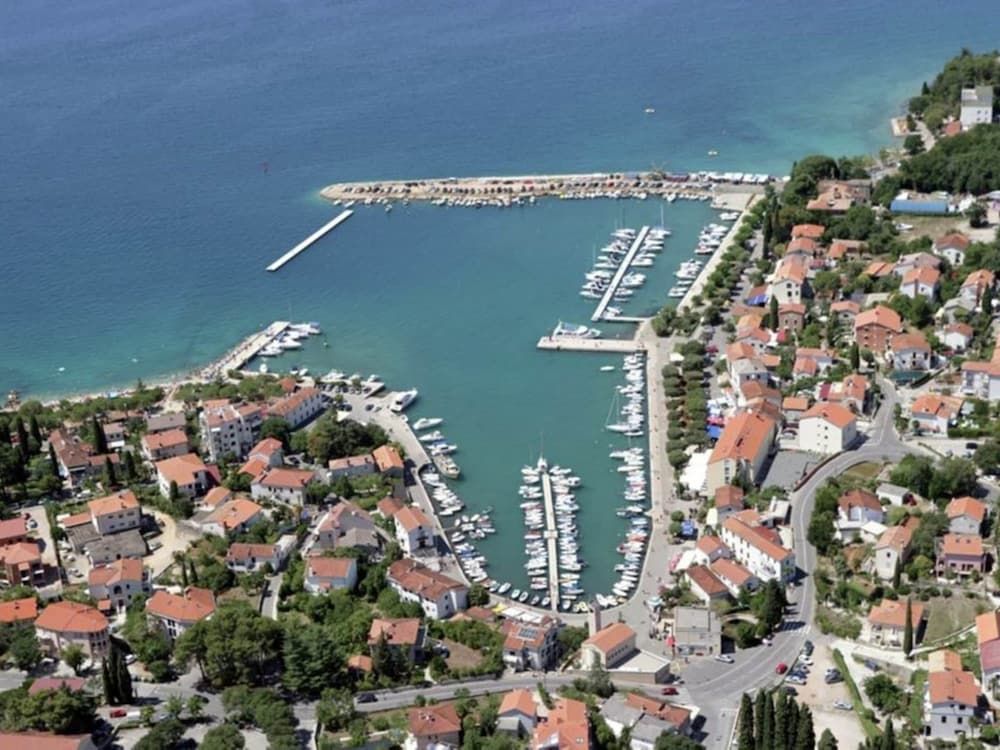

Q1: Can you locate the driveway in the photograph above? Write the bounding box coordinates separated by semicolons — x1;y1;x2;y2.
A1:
148;510;201;579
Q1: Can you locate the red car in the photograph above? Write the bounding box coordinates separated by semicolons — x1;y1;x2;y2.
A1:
661;687;678;696
775;662;788;675
109;709;127;719
706;344;719;354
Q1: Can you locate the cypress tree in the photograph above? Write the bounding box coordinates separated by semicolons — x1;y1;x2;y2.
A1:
14;417;29;463
772;691;788;750
892;557;901;590
850;342;860;372
48;443;60;478
794;707;814;750
817;728;838;750
28;416;42;454
754;691;768;750
880;719;895;750
188;559;199;585
983;285;994;316
169;480;179;502
902;598;913;656
758;691;774;750
92;417;108;455
769;296;780;331
115;646;134;703
102;659;115;705
123;451;136;482
0;421;10;447
738;694;755;750
180;557;189;587
102;457;117;489
785;700;800;750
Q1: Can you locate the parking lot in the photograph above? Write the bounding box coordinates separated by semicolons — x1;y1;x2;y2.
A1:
787;644;865;749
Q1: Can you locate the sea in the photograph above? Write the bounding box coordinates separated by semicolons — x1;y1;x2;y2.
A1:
2;0;997;598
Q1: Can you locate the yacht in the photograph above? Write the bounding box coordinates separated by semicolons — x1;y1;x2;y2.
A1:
668;287;686;298
390;389;419;413
600;365;616;372
413;417;443;431
553;321;601;339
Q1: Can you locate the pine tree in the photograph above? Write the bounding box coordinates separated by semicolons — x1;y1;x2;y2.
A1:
794;707;814;750
772;691;789;750
754;691;768;750
92;417;109;455
880;719;895;750
817;728;838;750
769;296;780;331
738;694;755;750
902;598;913;656
850;342;860;372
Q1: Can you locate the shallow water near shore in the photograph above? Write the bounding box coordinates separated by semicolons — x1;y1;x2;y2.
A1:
3;0;999;594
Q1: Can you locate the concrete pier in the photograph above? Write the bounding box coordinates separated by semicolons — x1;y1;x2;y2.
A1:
592;226;651;322
536;336;643;353
266;209;353;272
203;320;290;378
539;464;560;612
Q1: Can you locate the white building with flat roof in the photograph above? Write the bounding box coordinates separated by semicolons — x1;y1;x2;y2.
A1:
961;86;994;130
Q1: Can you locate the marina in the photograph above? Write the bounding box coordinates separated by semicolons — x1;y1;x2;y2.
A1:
265;209;354;272
589;225;651;322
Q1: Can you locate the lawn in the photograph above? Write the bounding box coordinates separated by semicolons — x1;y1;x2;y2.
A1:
908;670;927;734
842;462;883;481
443;638;484;671
923;595;984;643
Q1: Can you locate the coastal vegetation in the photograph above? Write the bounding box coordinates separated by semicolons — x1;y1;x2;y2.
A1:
876;125;1000;198
305;415;388;464
908;49;1000;129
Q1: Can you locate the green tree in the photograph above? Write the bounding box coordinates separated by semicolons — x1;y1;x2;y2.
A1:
14;685;97;734
754;689;773;750
794;706;814;750
974;439;1000;475
8;625;41;671
903;134;924;155
135;717;185;750
102;456;117;489
61;644;86;675
201;724;246;750
864;673;904;714
738;693;755;750
654;735;704;750
164;694;184;719
880;718;896;750
902;598;913;656
168;480;179;502
968;201;988;228
317;687;356;732
773;691;789;750
259;417;292;449
468;583;490;607
48;442;60;478
186;695;204;721
14;418;30;463
850;342;860;372
557;626;588;657
818;728;838;750
123;451;137;482
769;296;779;331
282;623;344;696
91;417;108;455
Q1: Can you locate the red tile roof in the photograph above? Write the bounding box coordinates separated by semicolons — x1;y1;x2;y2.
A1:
88;490;139;517
854;305;902;333
409;703;461;738
146;587;215;624
583;622;635;655
35;601;107;634
368;617;422;646
0;597;38;624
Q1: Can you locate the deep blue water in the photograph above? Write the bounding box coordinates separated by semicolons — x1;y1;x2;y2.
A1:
2;0;997;593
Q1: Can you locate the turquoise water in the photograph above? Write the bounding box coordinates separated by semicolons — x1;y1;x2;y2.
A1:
3;0;998;593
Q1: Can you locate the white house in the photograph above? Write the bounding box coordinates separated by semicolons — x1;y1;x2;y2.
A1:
962;359;1000;400
835;489;885;543
226;537;295;573
250;467;317;506
387;559;468;619
874;525;913;581
199;402;263;462
933;233;970;266
946;497;987;536
328;453;376;480
88;559;151;614
910;393;964;434
899;267;940;301
267;387;325;429
889;332;931;371
925;669;983;740
304;556;358;593
719;515;795;582
941;323;974;352
87;490;142;535
155;453;210;498
145;587;216;642
798;402;857;454
394;506;435;555
960;86;993;130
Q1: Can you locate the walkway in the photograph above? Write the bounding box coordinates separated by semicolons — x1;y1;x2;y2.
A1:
593;226;651;322
536;336;643;353
539;466;560;611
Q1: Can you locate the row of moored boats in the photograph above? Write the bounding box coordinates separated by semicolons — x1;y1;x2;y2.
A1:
579;226;670;320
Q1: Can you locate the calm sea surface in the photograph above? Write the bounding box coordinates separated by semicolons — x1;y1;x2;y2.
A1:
2;0;997;594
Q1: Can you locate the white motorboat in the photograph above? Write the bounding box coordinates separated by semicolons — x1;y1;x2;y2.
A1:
390;389;418;413
553;321;601;339
413;417;443;431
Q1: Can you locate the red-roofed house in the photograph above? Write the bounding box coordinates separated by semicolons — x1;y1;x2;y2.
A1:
369;618;425;661
199;401;264;462
710;558;759;596
27;677;88;696
925;669;984;741
226;542;286;574
0;597;38;625
865;599;925;649
831;300;860;325
854;305;903;353
933;232;970;266
875;525;913;581
825;373;870;414
941;322;974;353
328;453;376;479
251;467;317;506
769;256;809;304
155;454;210;498
936;533;986;576
88;559;150;613
706;412;777;495
394;506;435;554
87;490;142;535
911;393;965;434
900;266;940;300
35;601;110;659
694;535;731;565
684;564;729;604
582;622;637;669
720;516;795;582
533;698;591;750
501;616;561;672
976;611;1000;694
498;689;538;737
946;497;987;536
247;438;284;469
0;541;45;588
0;733;98;750
200;498;264;537
387;559;468;619
140;429;190;462
889;331;931;371
305;556;358;593
373;445;405;478
962;269;996;306
146;587;215;641
799;402;857;454
0;517;28;546
778;303;806;333
713;485;745;520
408;703;462;750
268;387;325;429
791;224;825;241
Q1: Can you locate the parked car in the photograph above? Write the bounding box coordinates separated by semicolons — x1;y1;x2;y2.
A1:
782;686;797;696
834;700;852;711
775;663;788;675
356;692;378;704
863;659;880;671
109;709;127;718
786;676;806;685
798;655;813;666
715;654;734;664
661;687;678;696
761;636;773;646
803;640;814;656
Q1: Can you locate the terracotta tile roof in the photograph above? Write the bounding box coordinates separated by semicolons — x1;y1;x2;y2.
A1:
876;524;913;551
307;556;356;580
928;648;963;673
863;261;894;278
867;598;924;629
714;485;745;510
0;517;28;541
710;558;755;587
226;543;276;563
373;445;404;472
624;692;692;730
685;564;728;597
88;490;139;518
901;266;941;287
945;322;974;338
368;617;422;646
395;505;432;533
786;237;818;255
696;536;729;556
533;698;591;750
35;601;108;634
946;496;986;524
977;610;1000;645
249;438;283;458
583;622;635;655
141;429;188;453
500;688;537;718
88;558;144;587
854;305;902;333
268;387;322;419
347;654;373;672
725;342;757;362
801;402;856;430
377;497;404;517
0;541;42;566
0;597;38;624
890;331;929;352
328;454;375;472
202;487;232;508
935;232;970;251
791;224;825;240
0;732;96;750
793;358;818;376
779;302;806;315
155;453;208;486
964;269;996;289
387;559;465;601
722;516;791;562
146;587;216;624
939;533;984;558
238;457;269;480
503;618;557;650
206;498;262;531
409;703;461;738
831;300;860;315
838;489;881;514
928;669;979;707
782;396;810;412
773;256;808;284
256;467;315;489
27;677;87;696
897;251;941;270
911;393;963;420
829;239;865;259
320;501;373;532
709;412;776;463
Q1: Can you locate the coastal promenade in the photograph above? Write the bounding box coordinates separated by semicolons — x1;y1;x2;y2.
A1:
592;225;651;321
539;467;560;611
321;170;770;207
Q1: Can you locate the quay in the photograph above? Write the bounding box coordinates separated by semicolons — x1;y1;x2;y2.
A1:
592;225;651;322
265;209;353;272
536;336;643;353
539;463;560;612
320;170;770;208
202;320;290;379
